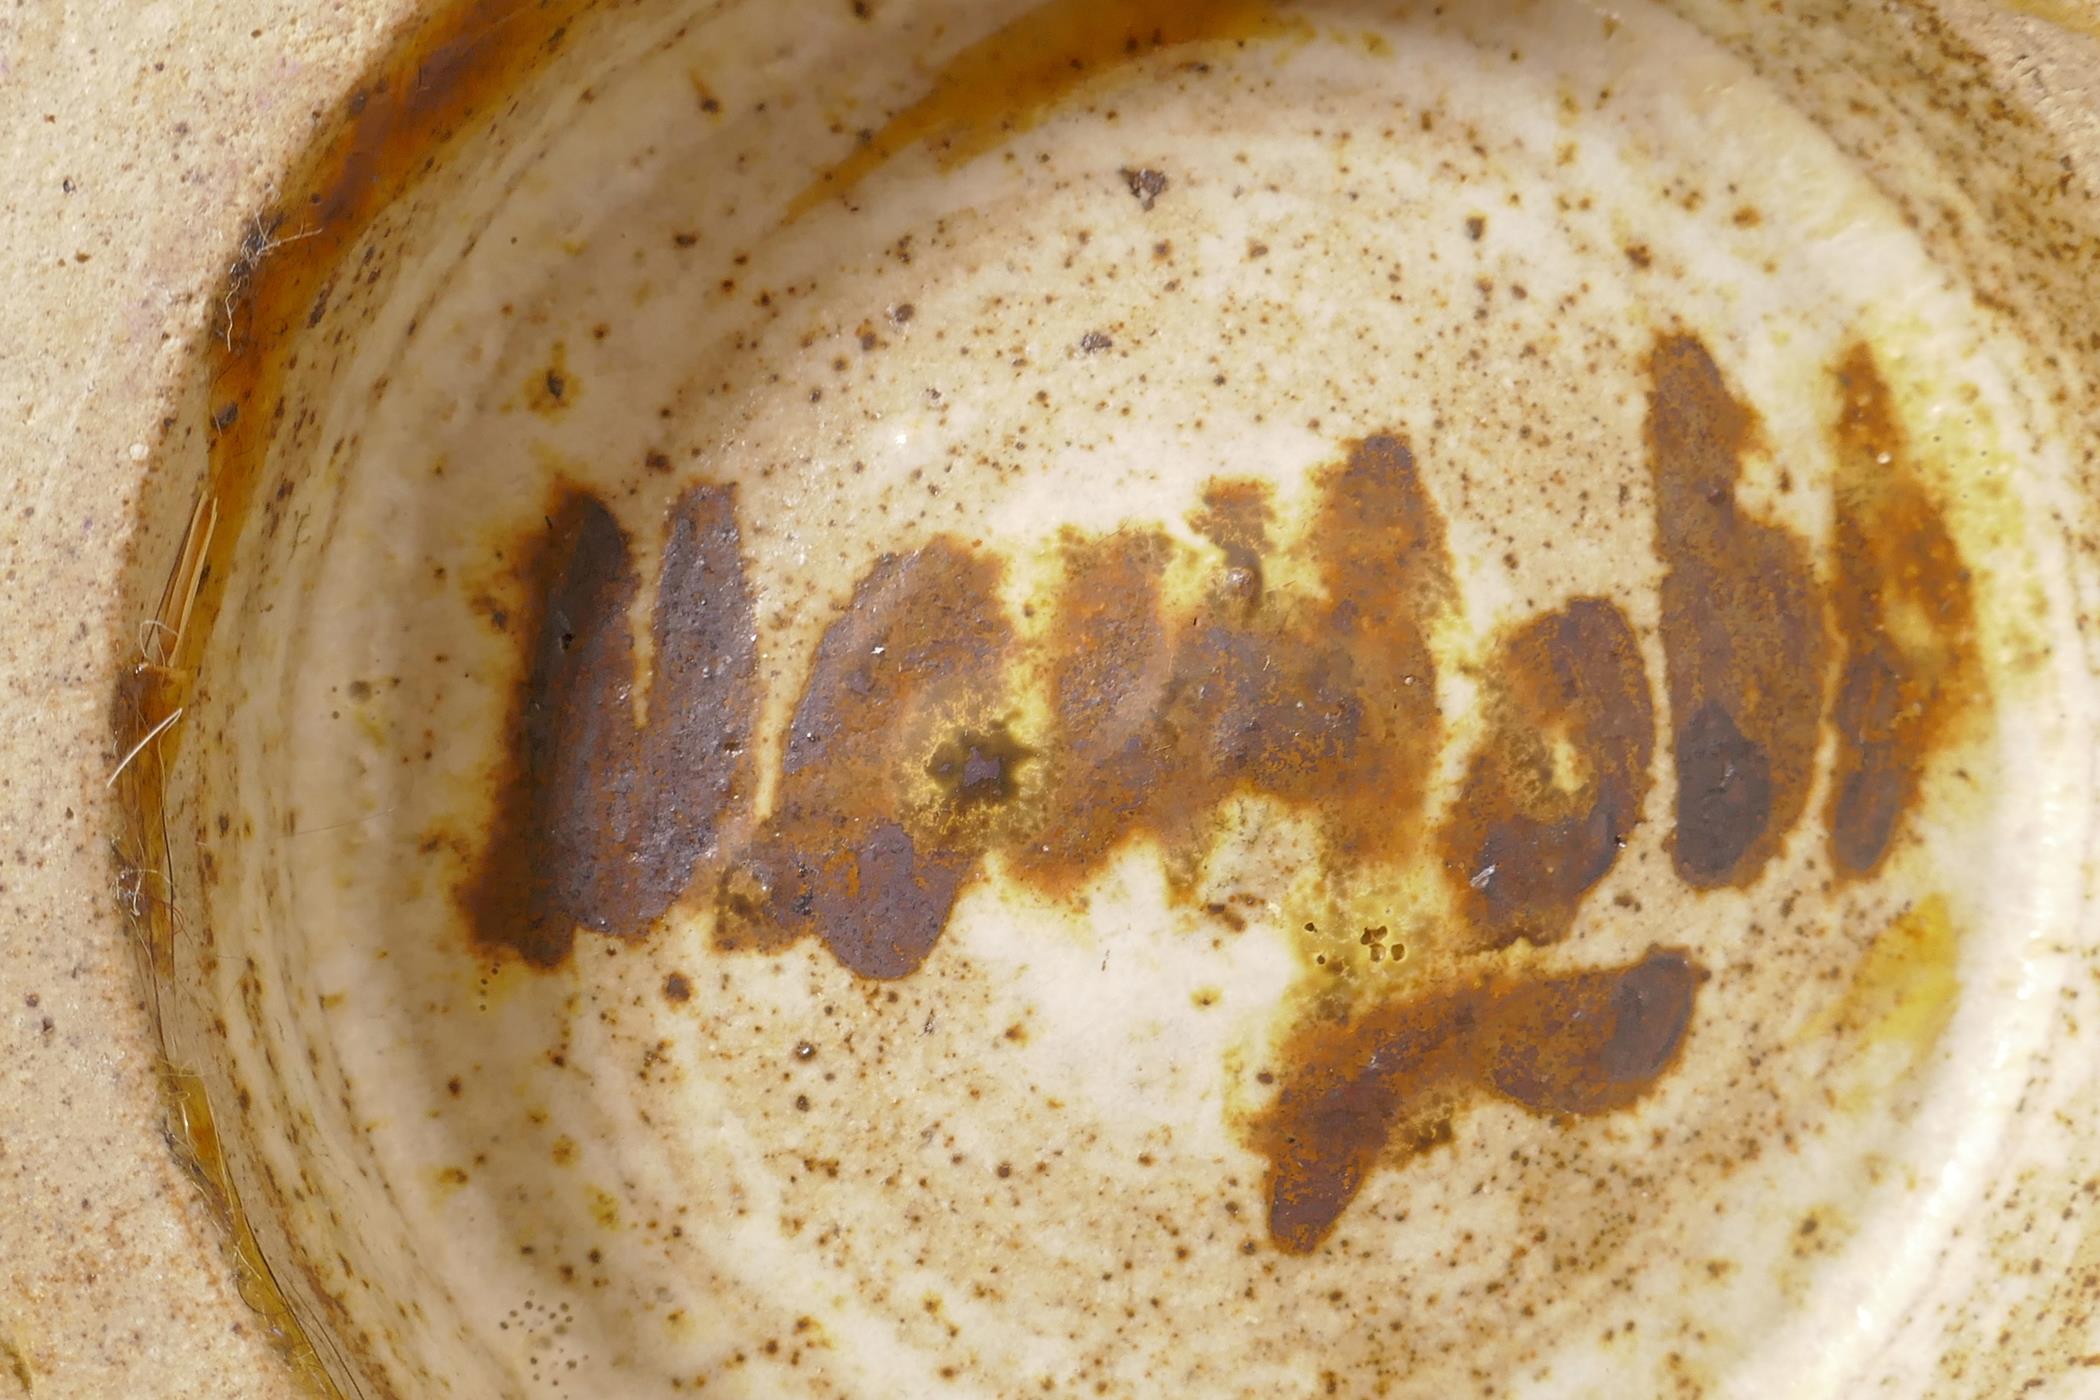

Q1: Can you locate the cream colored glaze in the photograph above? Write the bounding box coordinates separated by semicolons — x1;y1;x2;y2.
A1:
104;0;2100;1397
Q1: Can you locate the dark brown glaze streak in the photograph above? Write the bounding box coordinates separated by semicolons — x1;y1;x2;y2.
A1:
1444;598;1656;950
1018;435;1454;891
1825;343;1983;877
463;484;758;965
1645;334;1827;888
718;543;1015;979
1013;527;1180;891
1297;435;1454;865
1258;947;1705;1254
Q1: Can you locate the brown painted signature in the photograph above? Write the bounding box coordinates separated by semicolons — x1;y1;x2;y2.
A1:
460;332;1979;1252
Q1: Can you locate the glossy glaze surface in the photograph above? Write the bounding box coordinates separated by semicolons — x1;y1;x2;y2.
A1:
85;0;2100;1396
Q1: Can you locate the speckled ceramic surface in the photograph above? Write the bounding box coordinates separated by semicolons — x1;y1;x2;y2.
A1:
8;1;2100;1397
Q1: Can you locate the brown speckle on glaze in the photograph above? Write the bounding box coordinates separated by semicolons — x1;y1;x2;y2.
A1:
524;343;576;416
1121;166;1169;211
